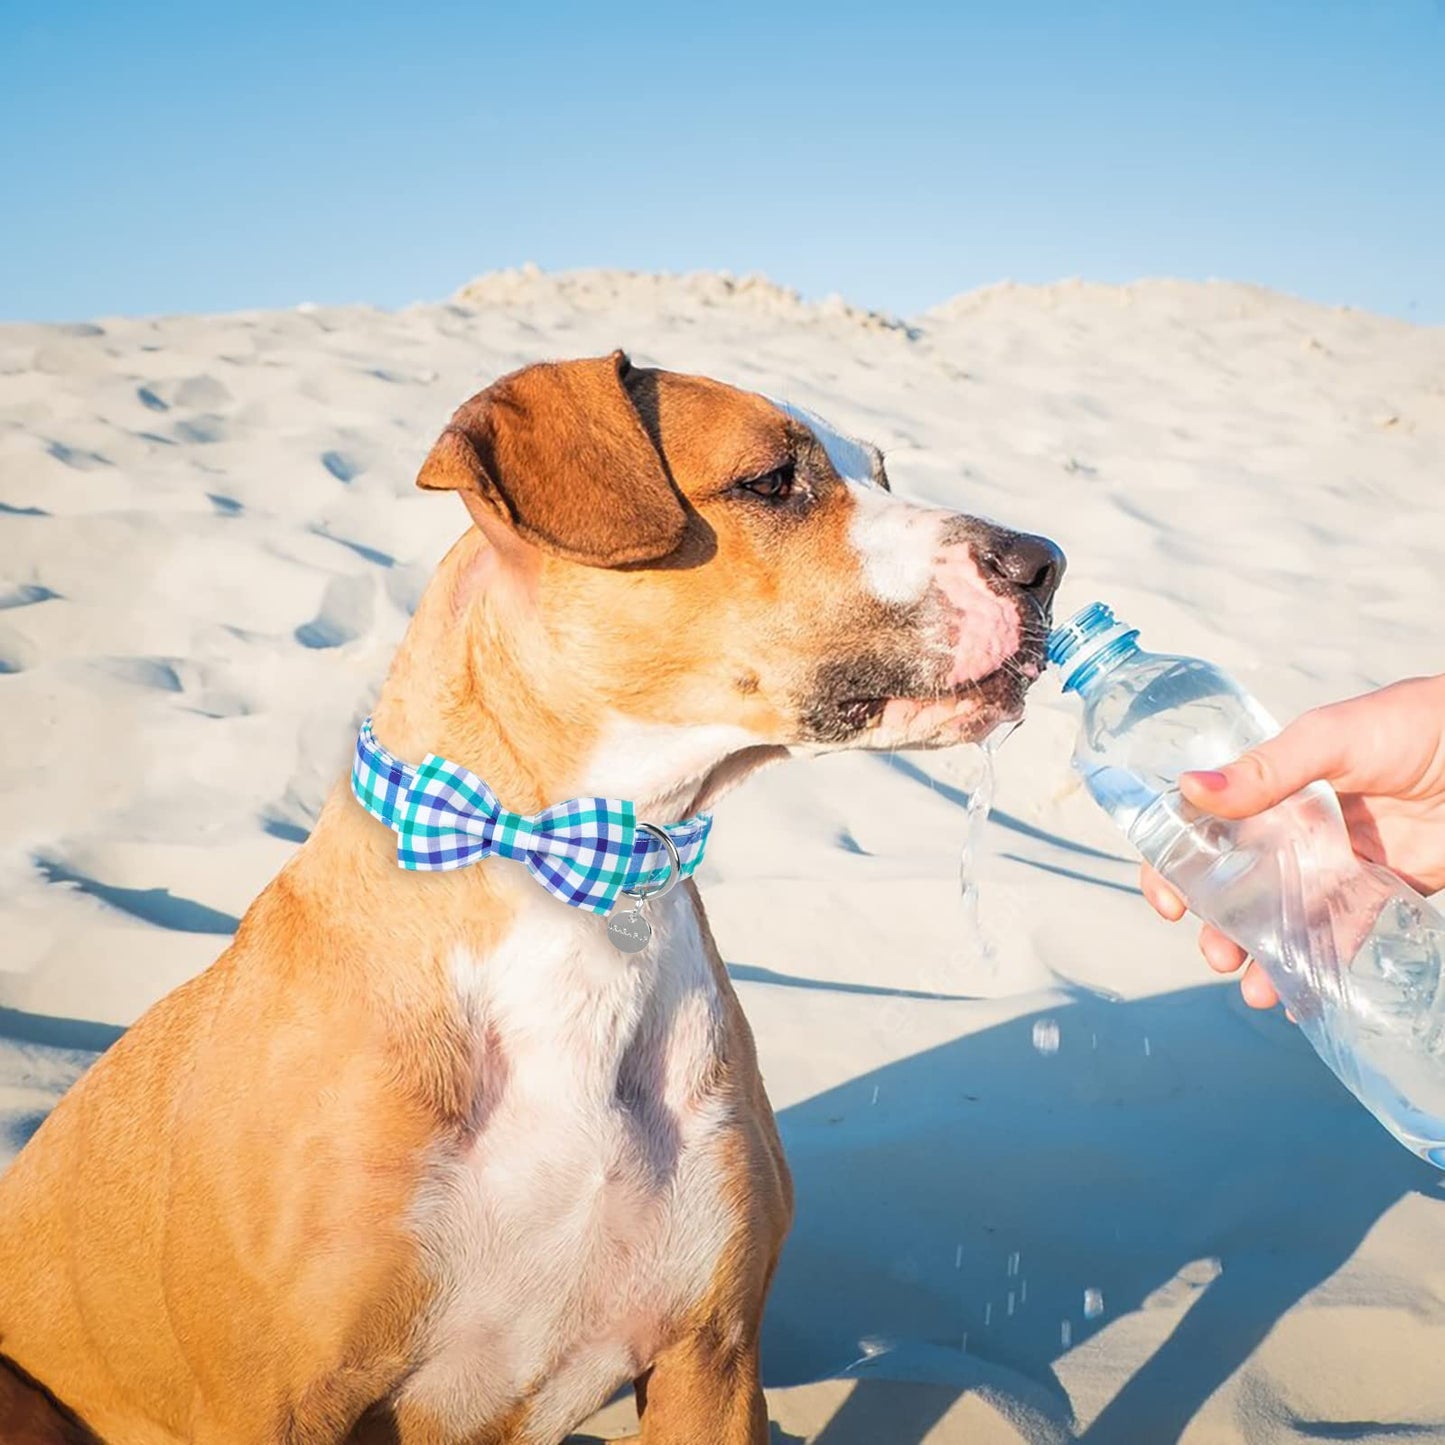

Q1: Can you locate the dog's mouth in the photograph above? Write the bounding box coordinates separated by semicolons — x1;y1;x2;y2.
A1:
835;646;1045;745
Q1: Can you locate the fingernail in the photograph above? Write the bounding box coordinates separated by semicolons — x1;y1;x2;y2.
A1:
1184;769;1230;792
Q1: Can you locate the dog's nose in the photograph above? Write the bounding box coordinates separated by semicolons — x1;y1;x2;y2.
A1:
982;532;1065;601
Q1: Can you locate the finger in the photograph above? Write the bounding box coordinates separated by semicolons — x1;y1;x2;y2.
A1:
1180;708;1347;821
1239;961;1280;1010
1140;865;1186;921
1175;680;1425;821
1198;923;1247;974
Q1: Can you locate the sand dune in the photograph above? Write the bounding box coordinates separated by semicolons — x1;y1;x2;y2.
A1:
2;269;1443;1442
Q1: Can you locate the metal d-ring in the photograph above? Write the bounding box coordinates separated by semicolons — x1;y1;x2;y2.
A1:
624;823;682;903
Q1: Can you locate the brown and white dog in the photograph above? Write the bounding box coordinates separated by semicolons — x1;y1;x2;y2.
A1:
0;352;1062;1444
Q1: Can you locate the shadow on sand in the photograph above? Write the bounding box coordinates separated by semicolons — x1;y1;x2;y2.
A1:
761;983;1441;1443
4;985;1438;1443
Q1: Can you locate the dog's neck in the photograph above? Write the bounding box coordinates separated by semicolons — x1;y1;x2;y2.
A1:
367;527;773;825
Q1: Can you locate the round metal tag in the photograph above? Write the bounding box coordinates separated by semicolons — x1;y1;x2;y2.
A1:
606;909;652;954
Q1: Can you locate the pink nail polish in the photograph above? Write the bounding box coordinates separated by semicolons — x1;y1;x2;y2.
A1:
1185;769;1231;792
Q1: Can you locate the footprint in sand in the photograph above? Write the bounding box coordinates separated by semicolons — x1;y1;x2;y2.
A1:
0;583;59;611
310;525;393;568
173;375;232;409
185;687;253;720
173;414;228;445
46;441;111;470
136;375;233;417
294;574;374;650
88;654;255;717
0;622;33;674
260;814;310;845
92;656;185;692
385;563;430;617
321;448;366;483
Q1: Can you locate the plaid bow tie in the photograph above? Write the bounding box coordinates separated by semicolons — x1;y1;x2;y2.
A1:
350;718;712;914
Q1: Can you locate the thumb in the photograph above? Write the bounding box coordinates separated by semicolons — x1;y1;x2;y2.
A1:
1180;710;1344;820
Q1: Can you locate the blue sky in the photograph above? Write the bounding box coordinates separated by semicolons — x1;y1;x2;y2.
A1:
3;1;1442;323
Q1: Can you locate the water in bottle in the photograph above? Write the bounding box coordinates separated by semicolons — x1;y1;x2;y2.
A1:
1048;601;1445;1167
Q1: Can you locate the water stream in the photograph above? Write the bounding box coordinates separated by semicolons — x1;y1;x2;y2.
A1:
956;724;1015;971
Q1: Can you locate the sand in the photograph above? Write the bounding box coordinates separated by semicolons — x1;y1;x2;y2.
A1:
2;268;1443;1442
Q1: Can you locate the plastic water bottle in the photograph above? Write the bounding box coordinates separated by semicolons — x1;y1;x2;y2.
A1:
1048;602;1445;1167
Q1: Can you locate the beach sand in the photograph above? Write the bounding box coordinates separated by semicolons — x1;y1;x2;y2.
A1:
2;269;1443;1442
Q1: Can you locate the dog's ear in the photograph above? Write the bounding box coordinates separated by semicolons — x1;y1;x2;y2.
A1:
417;350;687;567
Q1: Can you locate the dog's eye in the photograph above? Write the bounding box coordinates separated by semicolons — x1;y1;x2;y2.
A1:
737;465;795;501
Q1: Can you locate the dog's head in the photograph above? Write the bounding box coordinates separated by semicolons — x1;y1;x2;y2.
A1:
419;352;1062;797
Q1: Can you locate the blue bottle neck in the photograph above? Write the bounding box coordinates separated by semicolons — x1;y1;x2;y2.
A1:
1048;603;1149;696
1061;629;1141;695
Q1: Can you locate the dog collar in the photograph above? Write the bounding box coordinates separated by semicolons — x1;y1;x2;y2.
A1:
350;718;712;916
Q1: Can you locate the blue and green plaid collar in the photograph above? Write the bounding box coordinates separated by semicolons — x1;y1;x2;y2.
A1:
350;718;712;915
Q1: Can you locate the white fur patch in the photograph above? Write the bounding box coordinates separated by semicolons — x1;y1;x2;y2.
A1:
402;892;735;1439
846;485;941;606
768;397;882;487
579;717;760;814
767;395;943;607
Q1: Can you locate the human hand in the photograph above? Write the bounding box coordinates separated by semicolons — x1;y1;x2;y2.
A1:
1140;673;1445;1008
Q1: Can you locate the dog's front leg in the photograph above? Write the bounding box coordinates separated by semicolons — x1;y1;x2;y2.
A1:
615;1063;791;1444
625;1327;768;1445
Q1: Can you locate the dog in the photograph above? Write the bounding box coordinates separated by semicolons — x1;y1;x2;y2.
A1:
0;351;1062;1443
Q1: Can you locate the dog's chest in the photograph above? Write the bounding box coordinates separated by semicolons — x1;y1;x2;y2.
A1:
401;893;735;1440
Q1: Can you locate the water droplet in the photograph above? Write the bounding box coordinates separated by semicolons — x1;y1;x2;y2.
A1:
955;1244;963;1269
984;1302;992;1326
871;1086;879;1105
1143;1036;1152;1058
1007;1291;1016;1315
1084;1287;1104;1319
843;1334;892;1373
1006;1250;1020;1277
1061;1319;1073;1347
1020;1278;1027;1303
1032;1018;1061;1055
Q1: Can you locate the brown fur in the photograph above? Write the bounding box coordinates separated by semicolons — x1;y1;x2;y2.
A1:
417;351;687;568
0;1358;102;1444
